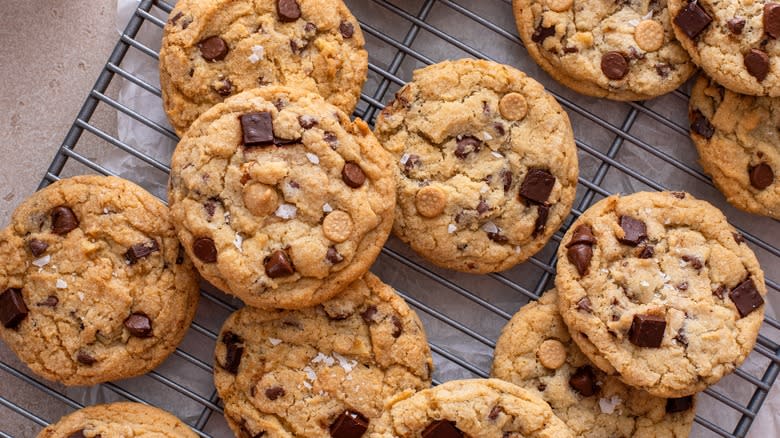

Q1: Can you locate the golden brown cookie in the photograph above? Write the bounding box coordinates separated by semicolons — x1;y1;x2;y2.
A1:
37;402;197;437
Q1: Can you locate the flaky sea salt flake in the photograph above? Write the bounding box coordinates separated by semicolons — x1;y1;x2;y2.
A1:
599;395;622;414
269;337;282;346
55;279;67;289
248;45;265;63
32;255;51;268
306;153;320;165
275;203;297;219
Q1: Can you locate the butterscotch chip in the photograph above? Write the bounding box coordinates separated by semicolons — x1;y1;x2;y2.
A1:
243;183;279;217
323;210;354;243
415;186;447;218
498;93;528;121
634;20;665;52
546;0;573;12
537;339;567;369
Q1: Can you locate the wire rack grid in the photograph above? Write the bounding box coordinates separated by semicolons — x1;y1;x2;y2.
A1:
1;0;779;437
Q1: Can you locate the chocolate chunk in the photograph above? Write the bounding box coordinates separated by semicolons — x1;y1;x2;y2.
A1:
77;350;97;365
273;135;301;146
569;366;597;396
713;285;727;299
765;4;780;38
519;169;555;204
681;254;703;270
487;232;509;244
277;0;301;22
727;17;746;34
601;51;629;80
488;405;503;420
733;232;745;244
567;224;597;246
67;430;86;438
0;289;28;329
361;305;378;323
638;245;655;259
193;237;217;263
674;2;712;39
391;315;403;338
124;240;159;264
690;110;715;139
655;63;671;77
531;24;556;43
477;200;490;214
222;332;244;374
674;328;688;346
745;49;770;81
298;115;318;129
198;36;229;61
532;204;550;237
666;396;694;413
618;216;647;246
421;420;463;438
265;249;295;278
628;314;666;348
501;170;513;191
326;246;344;264
123;312;153;337
749;162;774;189
454;135;482;159
342;162;366;188
28;239;48;256
265;386;285;400
577;297;592;313
51;206;79;235
729;278;764;317
567;244;593;276
324;132;339;149
330;410;369;438
215;79;233;97
37;295;58;307
241;112;274;147
340;21;354;39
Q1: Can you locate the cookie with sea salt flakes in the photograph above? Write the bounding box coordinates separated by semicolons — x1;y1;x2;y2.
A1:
492;289;696;437
374;59;578;273
0;175;199;386
513;0;696;100
168;87;395;309
213;273;433;438
160;0;368;136
556;191;766;398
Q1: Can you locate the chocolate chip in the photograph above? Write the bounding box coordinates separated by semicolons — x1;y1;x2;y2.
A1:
655;63;671;77
727;17;746;34
488;405;503;420
123;312;152;337
222;331;244;374
124;240;160;264
0;289;28;329
265;249;295;278
477;200;490;214
330;410;369;438
340;21;354;38
628;314;666;348
204;199;217;218
745;49;770;81
519;169;555;204
28;239;48;256
37;295;58;307
690;110;714;139
666;396;694;413
361;305;378;323
265;386;285;400
494;123;506;136
531;24;556;43
215;79;233;97
674;2;712;39
601;51;629;80
537;383;547;391
501;170;513;192
193;237;217;263
276;0;301;22
77;350;97;365
67;430;86;438
577;297;592;313
674;328;688;346
729;278;764;317
273;135;301;146
454;135;482;159
404;154;421;172
681;254;703;270
298;115;318;129
169;11;183;26
532;204;551;237
487;232;509;244
176;244;185;265
304;22;317;33
618;216;647;246
713;285;727;299
567;244;593;276
733;232;745;244
241;112;274;147
391;315;403;338
342;162;366;188
326;246;344;264
671;191;687;199
563;46;579;53
198;36;229;61
569;366;597;396
568;224;597;246
421;420;463;438
749;162;774;189
677;282;689;291
765;4;780;38
51;206;79;235
324;132;339;149
638;245;654;259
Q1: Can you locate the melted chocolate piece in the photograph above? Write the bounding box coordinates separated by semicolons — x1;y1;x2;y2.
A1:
628;314;666;348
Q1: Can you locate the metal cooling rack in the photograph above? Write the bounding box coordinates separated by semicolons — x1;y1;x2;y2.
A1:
1;0;779;437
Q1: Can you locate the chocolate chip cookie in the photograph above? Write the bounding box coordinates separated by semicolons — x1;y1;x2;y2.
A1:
37;402;197;437
160;0;368;136
369;378;575;438
556;191;766;398
168;87;395;309
492;289;696;437
514;0;696;100
213;273;433;438
689;75;779;218
670;0;780;96
0;176;199;386
374;59;578;273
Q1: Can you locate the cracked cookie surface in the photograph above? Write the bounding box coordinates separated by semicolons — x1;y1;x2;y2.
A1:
369;378;575;438
168;87;395;309
38;402;197;437
160;0;367;136
492;289;696;437
213;273;433;438
0;176;199;386
555;191;766;398
689;75;780;218
374;59;578;273
514;0;695;100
